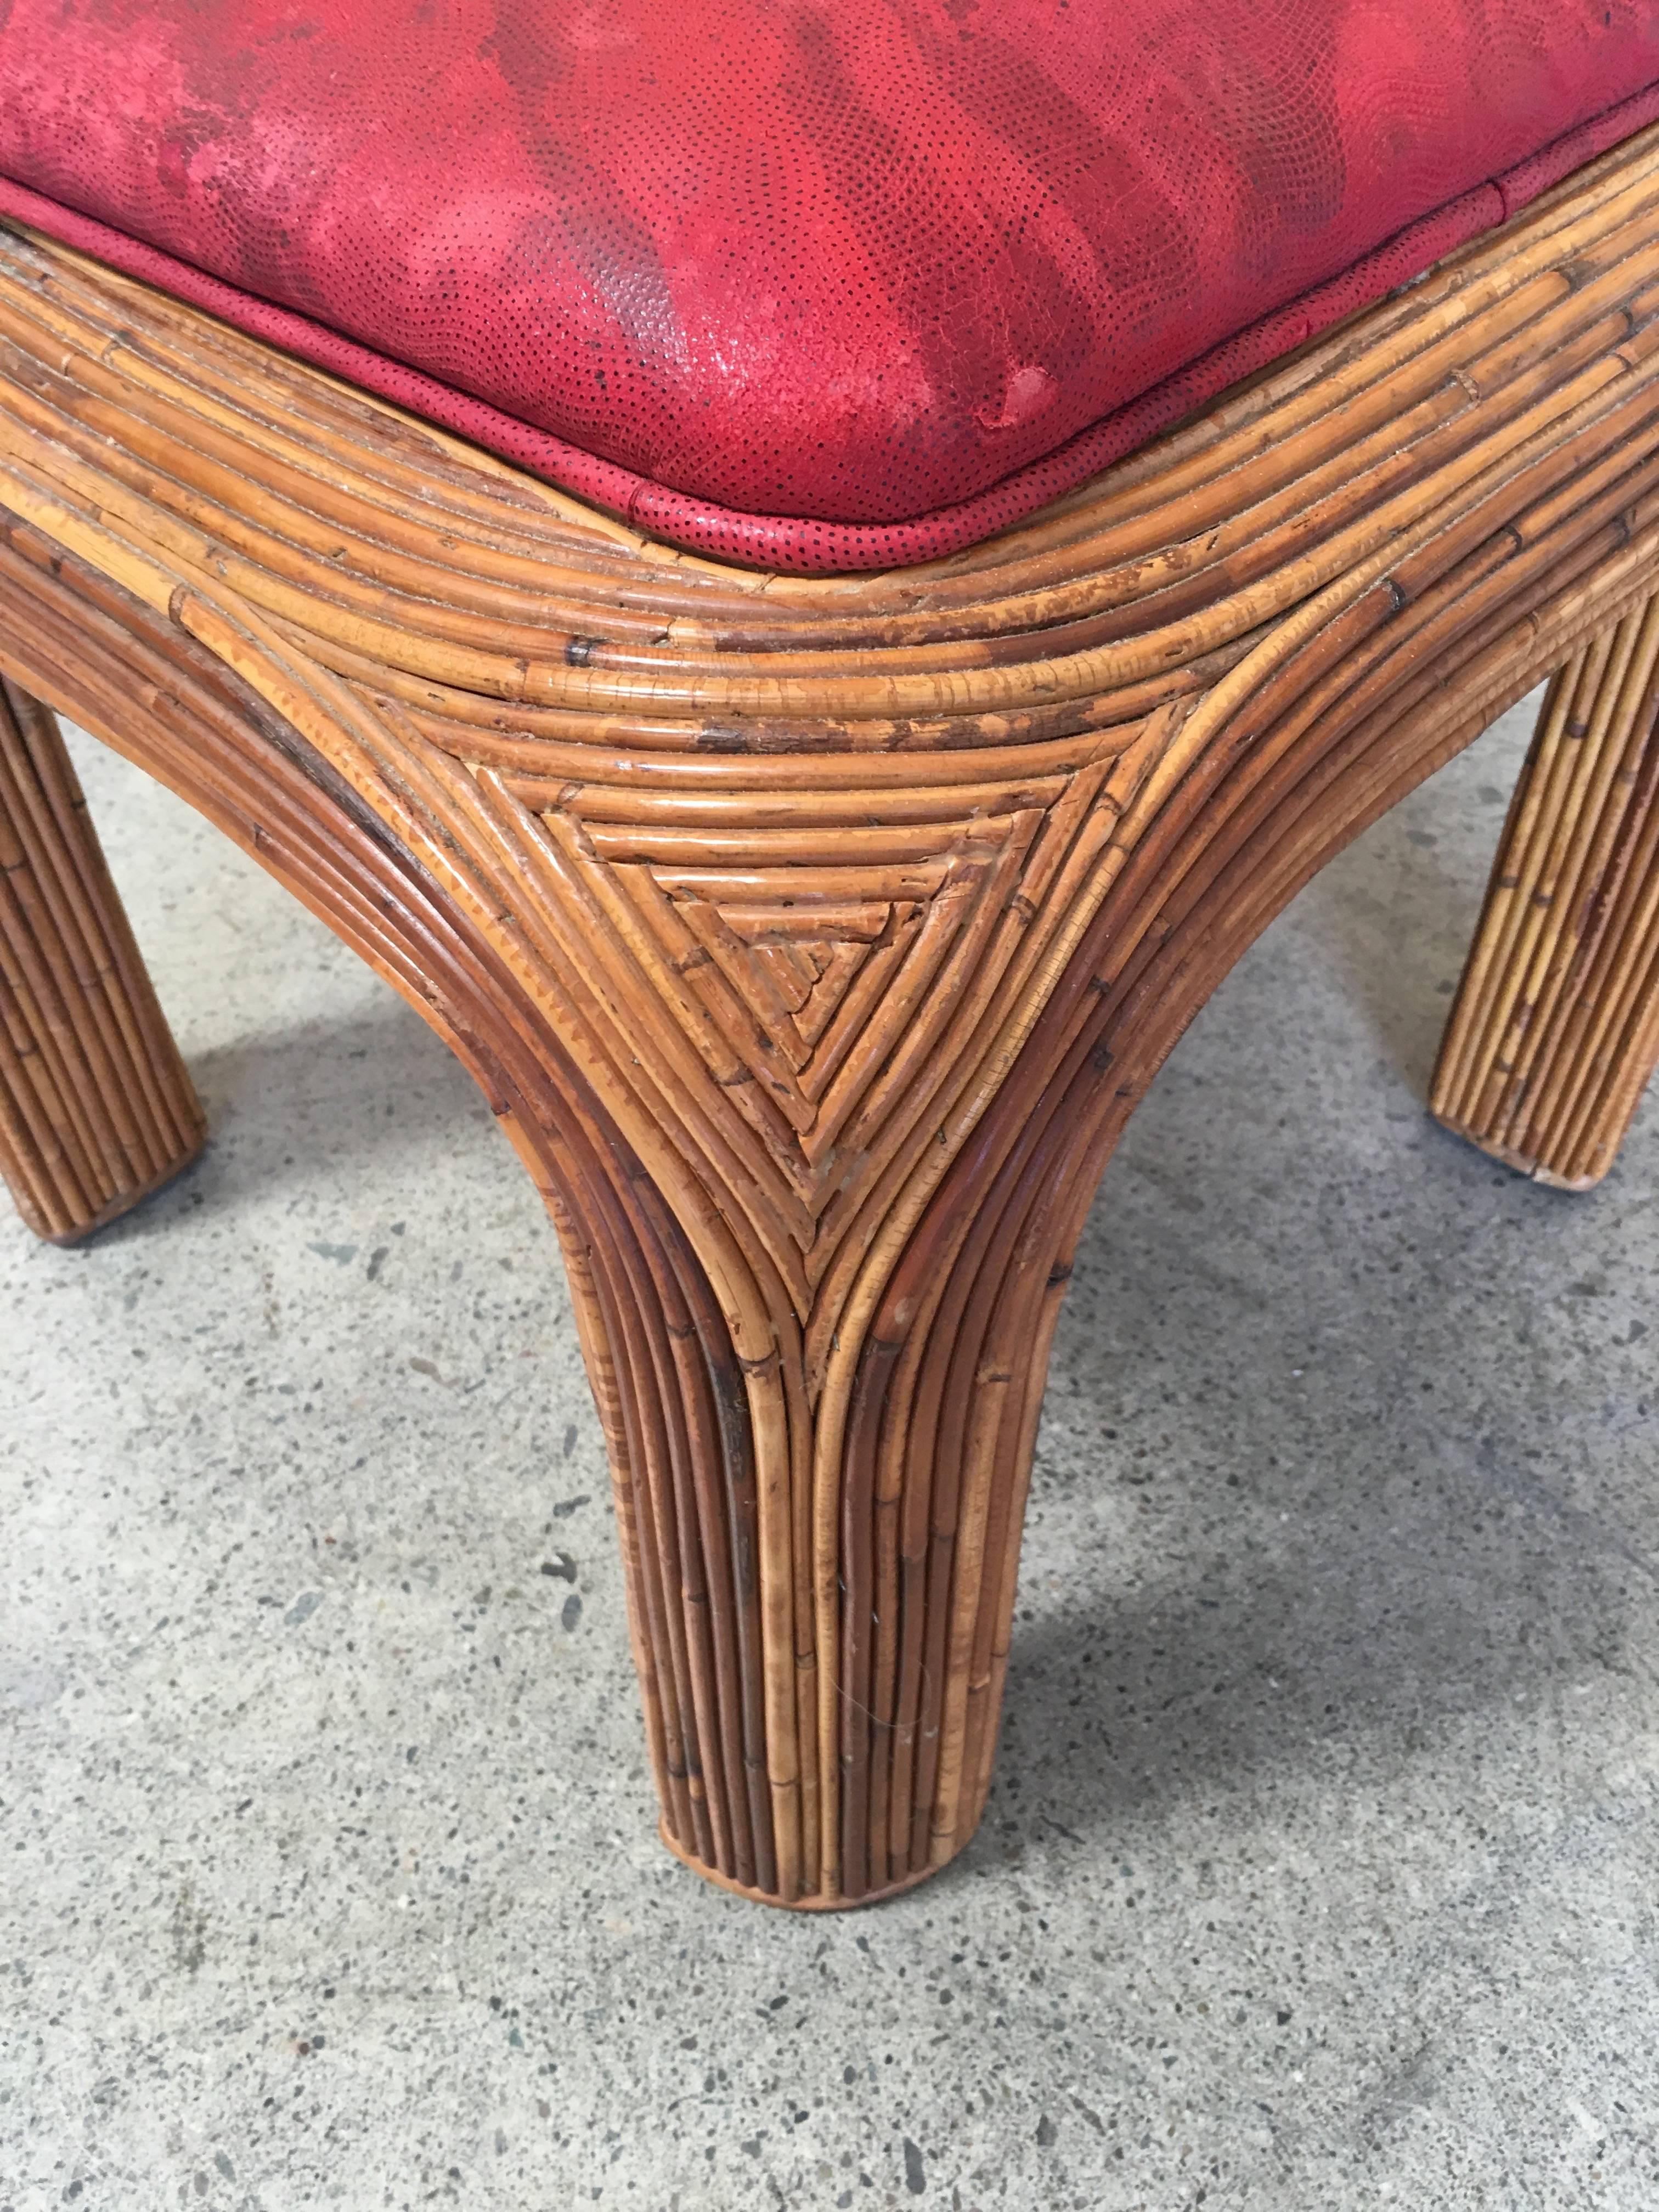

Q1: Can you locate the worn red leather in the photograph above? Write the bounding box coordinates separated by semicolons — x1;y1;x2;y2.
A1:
3;1;1658;571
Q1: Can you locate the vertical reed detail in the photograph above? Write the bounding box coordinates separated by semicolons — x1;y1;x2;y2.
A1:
1432;594;1659;1187
0;676;205;1242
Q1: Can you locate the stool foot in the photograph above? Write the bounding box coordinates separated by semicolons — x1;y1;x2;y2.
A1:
656;1820;945;1910
0;679;205;1242
1432;597;1659;1189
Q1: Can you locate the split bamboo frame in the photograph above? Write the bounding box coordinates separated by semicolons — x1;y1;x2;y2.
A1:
4;119;1659;1905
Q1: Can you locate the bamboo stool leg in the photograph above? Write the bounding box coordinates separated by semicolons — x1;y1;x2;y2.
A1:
1431;594;1659;1189
0;678;206;1242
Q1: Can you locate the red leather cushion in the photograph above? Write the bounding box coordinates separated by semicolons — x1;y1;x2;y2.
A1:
3;2;1658;572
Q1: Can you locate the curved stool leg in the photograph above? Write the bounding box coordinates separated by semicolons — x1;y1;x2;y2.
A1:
0;678;205;1242
1432;594;1659;1188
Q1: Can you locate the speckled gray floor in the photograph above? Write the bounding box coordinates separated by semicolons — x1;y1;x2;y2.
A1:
3;694;1657;2212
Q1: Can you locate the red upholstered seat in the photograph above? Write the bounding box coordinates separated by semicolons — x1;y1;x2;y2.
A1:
3;2;1658;572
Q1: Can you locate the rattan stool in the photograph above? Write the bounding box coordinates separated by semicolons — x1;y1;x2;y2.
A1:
6;126;1659;1905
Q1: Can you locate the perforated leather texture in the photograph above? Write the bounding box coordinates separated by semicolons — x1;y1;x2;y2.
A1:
3;0;1658;571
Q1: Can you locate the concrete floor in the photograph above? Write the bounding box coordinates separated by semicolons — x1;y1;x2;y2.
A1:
2;693;1657;2211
